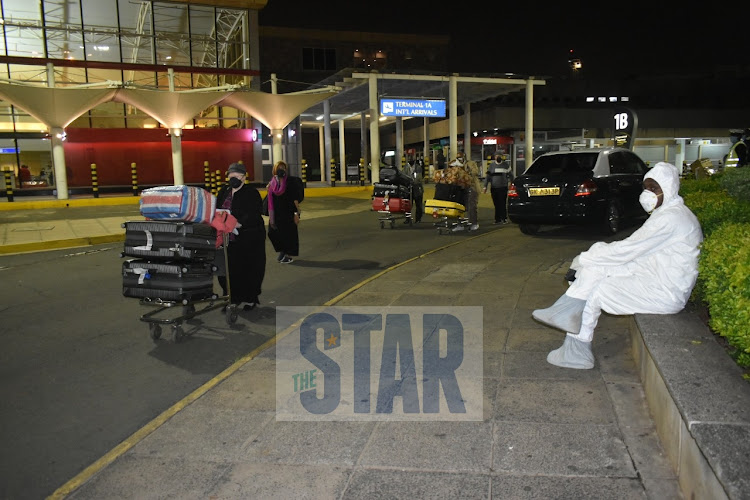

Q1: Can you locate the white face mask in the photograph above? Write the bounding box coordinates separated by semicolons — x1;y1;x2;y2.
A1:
639;190;660;213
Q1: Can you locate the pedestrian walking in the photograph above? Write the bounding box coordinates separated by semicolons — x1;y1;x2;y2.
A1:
483;153;513;224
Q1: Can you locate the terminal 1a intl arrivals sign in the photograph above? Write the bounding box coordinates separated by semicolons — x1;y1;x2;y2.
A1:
380;98;446;117
613;107;638;150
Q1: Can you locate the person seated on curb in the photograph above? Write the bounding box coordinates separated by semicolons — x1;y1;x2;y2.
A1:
532;162;703;369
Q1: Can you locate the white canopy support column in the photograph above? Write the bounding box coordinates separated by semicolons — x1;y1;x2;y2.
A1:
318;125;325;181
323;99;332;183
396;117;403;167
50;127;68;199
368;72;380;184
675;138;686;175
525;79;535;169
463;102;471;159
449;74;458;161
169;128;184;185
338;119;345;181
423;117;429;166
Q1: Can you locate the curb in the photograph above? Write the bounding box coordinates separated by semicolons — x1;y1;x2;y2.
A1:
0;234;125;255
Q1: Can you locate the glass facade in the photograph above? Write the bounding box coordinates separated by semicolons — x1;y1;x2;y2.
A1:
0;0;258;184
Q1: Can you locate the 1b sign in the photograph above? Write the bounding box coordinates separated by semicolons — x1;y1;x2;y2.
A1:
276;306;483;421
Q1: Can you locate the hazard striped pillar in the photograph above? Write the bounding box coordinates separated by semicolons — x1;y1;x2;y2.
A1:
131;162;138;196
214;169;221;195
90;163;99;198
301;159;307;187
330;158;336;187
359;157;365;186
203;161;210;191
4;171;13;202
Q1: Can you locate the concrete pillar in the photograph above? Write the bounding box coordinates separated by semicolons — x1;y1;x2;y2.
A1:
338;119;346;181
324;99;332;182
369;72;380;183
170;128;184;185
50;127;68;200
463;102;471;159
449;74;458;161
525;79;535;169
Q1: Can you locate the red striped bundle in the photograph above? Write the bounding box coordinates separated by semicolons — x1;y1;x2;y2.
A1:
139;185;216;224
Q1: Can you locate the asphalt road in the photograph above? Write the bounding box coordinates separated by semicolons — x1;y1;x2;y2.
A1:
0;198;501;499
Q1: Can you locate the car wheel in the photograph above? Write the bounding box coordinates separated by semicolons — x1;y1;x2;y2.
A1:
519;223;540;235
603;201;620;235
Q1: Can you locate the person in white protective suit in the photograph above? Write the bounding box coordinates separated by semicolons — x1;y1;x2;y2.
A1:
532;161;703;369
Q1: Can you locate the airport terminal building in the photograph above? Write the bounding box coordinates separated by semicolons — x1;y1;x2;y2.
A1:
0;0;746;195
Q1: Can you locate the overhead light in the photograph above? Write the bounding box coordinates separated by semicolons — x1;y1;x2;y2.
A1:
609;97;617;102
621;96;629;101
586;97;594;102
315;115;323;120
379;116;386;121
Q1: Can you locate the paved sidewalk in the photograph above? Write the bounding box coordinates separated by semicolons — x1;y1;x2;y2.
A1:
1;191;684;499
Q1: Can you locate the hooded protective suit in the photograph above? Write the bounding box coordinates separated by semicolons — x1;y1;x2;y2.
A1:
563;161;703;343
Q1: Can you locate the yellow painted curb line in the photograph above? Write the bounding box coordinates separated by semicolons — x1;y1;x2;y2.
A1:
0;234;125;255
48;227;499;499
0;186;371;211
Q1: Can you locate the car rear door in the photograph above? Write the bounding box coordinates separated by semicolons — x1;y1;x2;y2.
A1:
607;151;648;217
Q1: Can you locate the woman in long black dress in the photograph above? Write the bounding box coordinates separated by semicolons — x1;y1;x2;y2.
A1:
216;162;266;310
267;161;304;264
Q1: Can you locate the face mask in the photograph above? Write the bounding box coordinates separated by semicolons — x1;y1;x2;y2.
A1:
229;177;243;189
639;190;660;213
277;170;286;178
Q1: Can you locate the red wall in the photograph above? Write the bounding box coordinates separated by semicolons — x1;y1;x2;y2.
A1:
63;128;257;187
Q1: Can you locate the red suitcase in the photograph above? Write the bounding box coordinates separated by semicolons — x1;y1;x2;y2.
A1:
372;196;412;213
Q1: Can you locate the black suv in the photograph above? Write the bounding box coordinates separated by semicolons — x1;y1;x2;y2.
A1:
507;148;649;235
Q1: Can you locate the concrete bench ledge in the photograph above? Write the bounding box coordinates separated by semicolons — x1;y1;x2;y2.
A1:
631;310;750;500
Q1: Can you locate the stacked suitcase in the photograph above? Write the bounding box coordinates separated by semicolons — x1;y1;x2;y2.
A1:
121;186;219;304
371;167;414;214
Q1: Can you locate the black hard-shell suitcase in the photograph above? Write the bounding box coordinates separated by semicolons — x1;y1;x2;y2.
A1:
122;220;216;261
122;259;217;302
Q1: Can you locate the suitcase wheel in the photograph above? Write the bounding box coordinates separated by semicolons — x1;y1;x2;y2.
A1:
149;323;162;342
172;324;184;343
225;304;238;326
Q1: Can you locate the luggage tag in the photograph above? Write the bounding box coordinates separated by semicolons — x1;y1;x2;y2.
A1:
132;229;154;251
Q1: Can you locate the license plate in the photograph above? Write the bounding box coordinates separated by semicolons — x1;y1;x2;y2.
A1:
528;187;560;196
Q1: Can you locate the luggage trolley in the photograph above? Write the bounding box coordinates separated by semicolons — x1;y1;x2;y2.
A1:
371;167;415;229
121;221;239;343
424;183;472;234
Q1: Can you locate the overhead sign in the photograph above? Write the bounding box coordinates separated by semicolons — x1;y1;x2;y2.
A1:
0;147;18;154
613;107;638;150
380;98;446;118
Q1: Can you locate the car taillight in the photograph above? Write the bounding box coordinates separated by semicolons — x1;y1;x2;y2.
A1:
508;182;519;197
574;180;598;197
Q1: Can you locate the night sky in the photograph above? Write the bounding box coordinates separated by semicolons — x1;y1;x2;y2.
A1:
259;1;741;78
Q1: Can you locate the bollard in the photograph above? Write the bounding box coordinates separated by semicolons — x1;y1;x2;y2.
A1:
4;171;13;202
131;162;138;196
203;161;211;191
401;156;406;170
215;169;225;190
359;157;365;186
90;163;99;198
301;159;307;187
210;170;217;195
330;158;336;187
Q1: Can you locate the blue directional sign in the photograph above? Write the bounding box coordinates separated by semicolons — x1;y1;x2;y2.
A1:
380;98;446;118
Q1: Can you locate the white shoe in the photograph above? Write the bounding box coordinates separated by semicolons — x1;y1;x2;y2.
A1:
451;225;465;232
470;224;479;231
532;294;586;333
547;334;595;369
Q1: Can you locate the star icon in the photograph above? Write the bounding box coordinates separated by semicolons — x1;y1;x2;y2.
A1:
326;333;338;348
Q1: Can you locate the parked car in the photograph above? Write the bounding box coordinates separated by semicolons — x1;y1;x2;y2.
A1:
507;147;649;235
